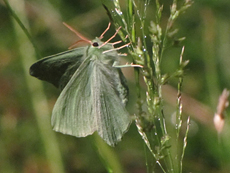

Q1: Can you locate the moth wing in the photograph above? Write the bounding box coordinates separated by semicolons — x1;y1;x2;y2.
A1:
91;60;131;146
29;47;86;89
52;57;130;146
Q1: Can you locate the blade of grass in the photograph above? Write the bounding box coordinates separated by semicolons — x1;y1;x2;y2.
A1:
201;8;220;107
4;0;65;172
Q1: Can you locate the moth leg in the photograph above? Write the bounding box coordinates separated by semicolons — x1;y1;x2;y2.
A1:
102;43;130;54
112;61;143;68
118;53;128;56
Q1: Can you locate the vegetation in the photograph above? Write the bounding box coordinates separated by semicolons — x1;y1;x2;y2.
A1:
1;0;230;172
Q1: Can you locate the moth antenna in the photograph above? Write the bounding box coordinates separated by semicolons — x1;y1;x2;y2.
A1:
112;40;122;46
129;62;143;68
63;22;91;44
68;40;88;49
99;26;122;48
99;22;111;39
103;42;130;54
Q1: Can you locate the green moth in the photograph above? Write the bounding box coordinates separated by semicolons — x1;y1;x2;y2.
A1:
30;23;131;146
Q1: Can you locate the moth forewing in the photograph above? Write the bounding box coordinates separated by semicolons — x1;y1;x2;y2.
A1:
29;47;86;89
51;57;94;136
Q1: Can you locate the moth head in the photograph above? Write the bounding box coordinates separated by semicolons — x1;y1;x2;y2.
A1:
91;38;114;51
87;37;118;63
91;38;103;47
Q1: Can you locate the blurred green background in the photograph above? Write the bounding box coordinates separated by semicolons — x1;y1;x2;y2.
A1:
1;0;230;172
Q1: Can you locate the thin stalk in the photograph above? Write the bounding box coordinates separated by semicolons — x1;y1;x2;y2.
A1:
175;47;185;172
180;116;190;173
150;1;174;172
156;160;167;173
127;0;141;109
128;0;136;43
93;135;125;173
144;144;150;173
176;47;185;138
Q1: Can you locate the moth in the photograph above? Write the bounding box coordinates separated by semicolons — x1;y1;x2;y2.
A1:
30;23;131;146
